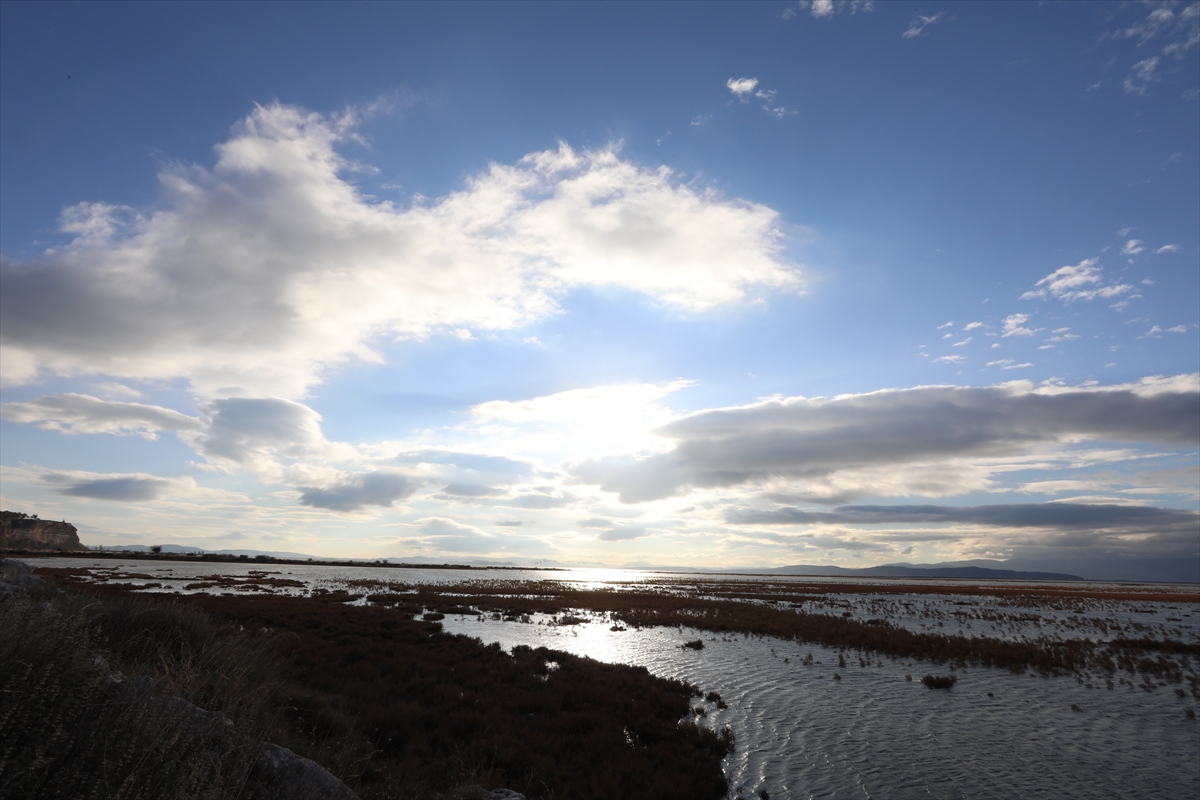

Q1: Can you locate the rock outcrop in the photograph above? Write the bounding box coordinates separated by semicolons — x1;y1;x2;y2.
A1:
1;511;87;552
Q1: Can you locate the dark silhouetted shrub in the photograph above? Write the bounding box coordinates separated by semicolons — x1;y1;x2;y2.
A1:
922;674;957;689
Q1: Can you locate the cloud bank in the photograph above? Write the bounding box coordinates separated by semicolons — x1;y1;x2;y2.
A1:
569;376;1200;503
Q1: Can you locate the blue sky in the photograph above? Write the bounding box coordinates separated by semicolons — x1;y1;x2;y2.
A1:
2;1;1197;580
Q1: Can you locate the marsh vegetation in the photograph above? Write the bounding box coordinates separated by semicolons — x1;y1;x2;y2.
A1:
18;559;1200;798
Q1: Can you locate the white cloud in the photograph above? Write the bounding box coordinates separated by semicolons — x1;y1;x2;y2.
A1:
727;78;759;97
902;12;944;39
1001;313;1040;338
1117;227;1134;237
1166;324;1190;333
933;355;966;363
962;321;983;331
1020;258;1131;303
1156;244;1180;253
952;337;972;347
1;104;800;398
1118;2;1200;59
937;321;954;329
0;393;202;438
986;359;1032;370
809;0;834;18
1123;57;1160;94
794;0;873;19
726;83;795;119
1121;239;1144;255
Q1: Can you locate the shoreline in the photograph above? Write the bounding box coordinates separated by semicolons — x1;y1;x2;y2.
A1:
0;549;565;571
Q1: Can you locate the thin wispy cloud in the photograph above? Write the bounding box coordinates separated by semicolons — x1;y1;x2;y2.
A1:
1001;314;1039;337
986;359;1033;370
902;12;944;40
728;78;795;117
1124;57;1161;95
1020;258;1132;303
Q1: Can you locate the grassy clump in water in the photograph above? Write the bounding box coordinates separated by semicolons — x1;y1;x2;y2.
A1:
921;674;958;689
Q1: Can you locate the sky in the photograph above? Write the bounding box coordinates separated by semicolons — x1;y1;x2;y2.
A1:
1;1;1197;581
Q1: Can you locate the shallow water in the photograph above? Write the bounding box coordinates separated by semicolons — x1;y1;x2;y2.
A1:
26;558;1200;798
442;613;1199;799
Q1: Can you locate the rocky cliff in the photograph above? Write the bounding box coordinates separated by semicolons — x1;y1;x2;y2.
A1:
1;512;87;552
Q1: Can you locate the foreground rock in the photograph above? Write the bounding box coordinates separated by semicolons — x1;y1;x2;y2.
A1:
1;511;87;552
247;743;358;800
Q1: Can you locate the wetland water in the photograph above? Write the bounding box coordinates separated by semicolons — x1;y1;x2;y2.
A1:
30;558;1200;799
